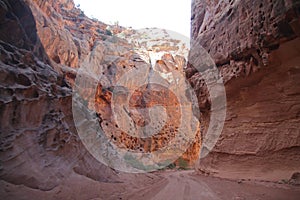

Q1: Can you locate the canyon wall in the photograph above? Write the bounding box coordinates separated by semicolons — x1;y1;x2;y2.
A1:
0;0;124;192
189;0;300;181
28;0;200;169
2;1;299;197
0;0;200;195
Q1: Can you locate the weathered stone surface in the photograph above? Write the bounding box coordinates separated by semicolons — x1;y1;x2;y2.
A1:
74;28;200;169
1;0;201;194
191;0;300;66
27;0;201;168
1;0;300;198
189;0;300;181
0;0;119;191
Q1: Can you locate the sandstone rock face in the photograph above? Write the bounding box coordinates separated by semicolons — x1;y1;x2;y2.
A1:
189;0;300;181
28;0;201;170
0;0;120;192
1;0;200;194
72;28;200;171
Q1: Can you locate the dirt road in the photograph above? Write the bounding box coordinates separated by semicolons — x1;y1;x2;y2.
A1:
1;170;300;199
125;170;300;200
151;171;221;200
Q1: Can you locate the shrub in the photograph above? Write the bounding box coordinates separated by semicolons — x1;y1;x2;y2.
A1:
105;29;112;36
177;157;189;170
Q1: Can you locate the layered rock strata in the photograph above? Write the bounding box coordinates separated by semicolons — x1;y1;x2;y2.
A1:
188;0;300;181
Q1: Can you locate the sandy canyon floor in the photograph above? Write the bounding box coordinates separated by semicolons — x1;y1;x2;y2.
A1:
1;170;300;200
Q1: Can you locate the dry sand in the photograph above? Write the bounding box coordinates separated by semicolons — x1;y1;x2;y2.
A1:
1;170;299;200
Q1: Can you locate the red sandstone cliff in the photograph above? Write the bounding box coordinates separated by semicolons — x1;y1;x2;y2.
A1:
0;0;199;194
1;1;300;198
0;0;124;192
188;0;300;181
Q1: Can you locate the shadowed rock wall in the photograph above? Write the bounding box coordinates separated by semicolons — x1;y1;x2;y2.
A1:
188;0;300;181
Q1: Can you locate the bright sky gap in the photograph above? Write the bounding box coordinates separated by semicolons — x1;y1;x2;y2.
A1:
73;0;191;37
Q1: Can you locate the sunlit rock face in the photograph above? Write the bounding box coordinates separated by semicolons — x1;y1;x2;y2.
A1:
31;0;201;168
189;0;300;181
73;28;201;170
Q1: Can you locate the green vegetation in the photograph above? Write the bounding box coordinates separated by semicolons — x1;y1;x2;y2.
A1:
177;157;189;170
124;154;156;172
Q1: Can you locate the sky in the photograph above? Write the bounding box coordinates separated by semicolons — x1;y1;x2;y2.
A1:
73;0;191;37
